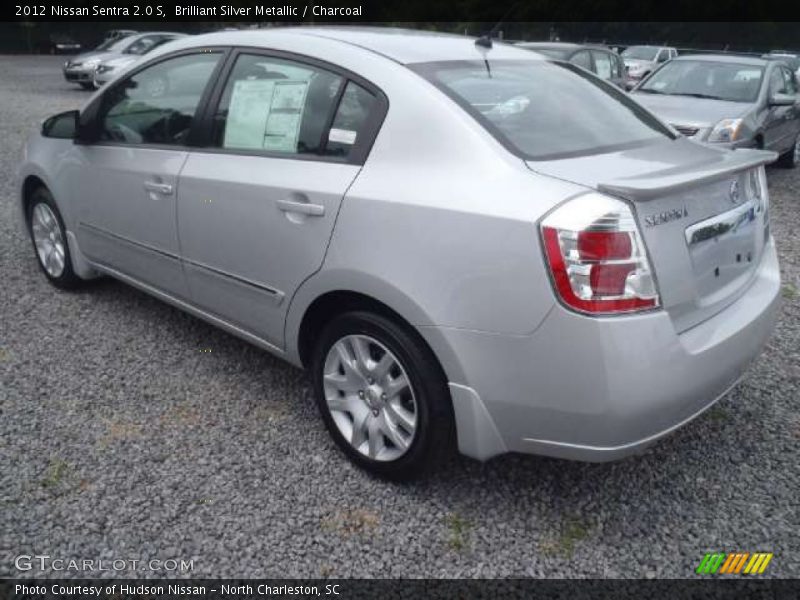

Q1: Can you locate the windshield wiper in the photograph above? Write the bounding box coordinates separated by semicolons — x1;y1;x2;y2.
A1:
672;92;727;100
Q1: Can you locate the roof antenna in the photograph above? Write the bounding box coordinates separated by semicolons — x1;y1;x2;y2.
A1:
474;0;522;51
474;1;522;76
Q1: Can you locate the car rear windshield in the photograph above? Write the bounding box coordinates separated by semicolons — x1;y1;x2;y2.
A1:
413;59;672;160
639;60;764;103
622;46;660;61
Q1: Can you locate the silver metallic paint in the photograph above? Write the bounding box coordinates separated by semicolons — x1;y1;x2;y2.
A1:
19;28;782;463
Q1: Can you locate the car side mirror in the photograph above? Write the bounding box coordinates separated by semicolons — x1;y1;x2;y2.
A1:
769;93;796;106
41;110;79;139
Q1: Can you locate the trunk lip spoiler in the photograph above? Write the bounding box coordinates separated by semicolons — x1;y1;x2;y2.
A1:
596;149;778;201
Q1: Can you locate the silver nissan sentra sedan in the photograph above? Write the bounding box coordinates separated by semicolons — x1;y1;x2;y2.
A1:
18;28;781;480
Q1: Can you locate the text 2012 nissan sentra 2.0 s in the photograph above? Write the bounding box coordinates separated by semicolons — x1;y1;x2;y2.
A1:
18;28;781;480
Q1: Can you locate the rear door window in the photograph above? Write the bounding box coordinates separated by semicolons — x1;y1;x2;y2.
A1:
211;53;380;160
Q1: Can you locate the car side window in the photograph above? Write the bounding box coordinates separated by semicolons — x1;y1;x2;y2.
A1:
592;51;613;80
212;53;378;160
323;81;378;157
570;51;592;71
769;67;787;95
781;67;798;95
98;52;221;146
213;53;344;155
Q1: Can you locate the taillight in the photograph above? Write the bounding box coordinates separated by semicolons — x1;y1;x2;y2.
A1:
540;193;660;315
747;166;770;243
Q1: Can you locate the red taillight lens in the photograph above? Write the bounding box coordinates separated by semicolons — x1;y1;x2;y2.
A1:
577;231;632;261
540;194;660;315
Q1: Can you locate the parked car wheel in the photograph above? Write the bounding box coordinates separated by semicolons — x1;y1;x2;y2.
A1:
311;311;454;480
26;187;83;289
777;134;799;168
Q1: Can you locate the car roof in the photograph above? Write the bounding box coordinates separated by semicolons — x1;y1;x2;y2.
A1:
516;42;582;50
672;54;768;66
127;31;186;39
166;27;543;65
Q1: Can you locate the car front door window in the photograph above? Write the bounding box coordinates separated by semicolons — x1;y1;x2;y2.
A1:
782;67;798;95
98;52;221;146
570;51;592;71
592;51;613;80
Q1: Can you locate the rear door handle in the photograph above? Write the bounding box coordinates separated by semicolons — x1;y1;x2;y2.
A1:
143;181;173;195
276;199;325;217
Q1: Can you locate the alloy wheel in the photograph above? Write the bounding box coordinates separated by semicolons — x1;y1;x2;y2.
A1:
31;202;66;278
322;334;418;461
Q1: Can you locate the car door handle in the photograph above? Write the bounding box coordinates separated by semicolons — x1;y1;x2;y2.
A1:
276;199;325;217
143;181;173;195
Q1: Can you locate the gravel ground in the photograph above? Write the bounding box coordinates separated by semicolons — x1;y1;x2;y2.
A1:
0;55;798;580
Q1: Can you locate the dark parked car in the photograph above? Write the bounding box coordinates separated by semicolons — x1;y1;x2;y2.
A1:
516;42;626;88
38;34;82;55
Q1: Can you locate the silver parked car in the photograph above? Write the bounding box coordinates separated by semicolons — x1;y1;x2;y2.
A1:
516;42;627;89
63;32;184;89
20;28;781;479
93;35;187;87
631;55;800;167
622;45;678;90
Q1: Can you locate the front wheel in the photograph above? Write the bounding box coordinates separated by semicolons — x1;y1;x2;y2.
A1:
26;187;83;289
777;134;799;168
310;311;454;480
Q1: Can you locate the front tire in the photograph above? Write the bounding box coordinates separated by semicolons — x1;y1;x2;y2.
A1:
777;134;799;168
26;187;83;289
310;311;454;481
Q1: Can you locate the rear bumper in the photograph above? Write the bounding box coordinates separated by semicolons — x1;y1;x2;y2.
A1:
433;239;781;461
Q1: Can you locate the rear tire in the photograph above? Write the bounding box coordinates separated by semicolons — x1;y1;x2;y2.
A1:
310;311;455;481
26;187;83;290
777;134;799;169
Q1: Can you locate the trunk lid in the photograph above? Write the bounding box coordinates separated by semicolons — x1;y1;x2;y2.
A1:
528;138;776;332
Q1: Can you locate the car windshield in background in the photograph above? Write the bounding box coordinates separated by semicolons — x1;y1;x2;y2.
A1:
125;37;165;55
414;60;671;160
639;60;764;103
622;46;659;61
96;37;125;51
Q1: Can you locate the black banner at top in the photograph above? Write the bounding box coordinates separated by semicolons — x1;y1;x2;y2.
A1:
3;0;799;22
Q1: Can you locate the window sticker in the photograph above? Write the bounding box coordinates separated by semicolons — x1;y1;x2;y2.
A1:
328;128;357;145
224;79;309;152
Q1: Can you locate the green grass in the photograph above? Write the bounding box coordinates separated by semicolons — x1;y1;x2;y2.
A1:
41;458;71;489
707;405;729;422
782;283;798;299
445;512;472;551
541;516;592;558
